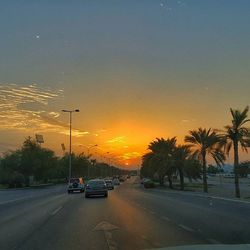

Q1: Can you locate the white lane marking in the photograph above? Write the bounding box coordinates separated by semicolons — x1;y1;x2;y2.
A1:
149;210;156;215
161;216;170;221
93;221;118;250
51;206;63;216
207;238;221;244
178;224;195;232
104;231;118;250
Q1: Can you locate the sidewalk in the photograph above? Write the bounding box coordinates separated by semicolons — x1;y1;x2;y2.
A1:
167;176;250;202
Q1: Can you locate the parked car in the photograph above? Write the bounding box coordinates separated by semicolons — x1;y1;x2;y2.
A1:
68;177;85;193
119;176;126;182
113;178;120;185
105;179;114;190
141;178;150;184
144;180;155;188
85;179;108;198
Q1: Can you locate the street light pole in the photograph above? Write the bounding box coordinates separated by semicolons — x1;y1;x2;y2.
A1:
62;109;80;183
69;111;72;182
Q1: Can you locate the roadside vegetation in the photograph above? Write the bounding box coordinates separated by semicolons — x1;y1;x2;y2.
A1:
141;106;250;198
0;137;126;188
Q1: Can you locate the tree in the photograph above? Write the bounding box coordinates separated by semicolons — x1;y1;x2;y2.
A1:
19;137;58;183
238;161;250;178
207;164;221;174
144;137;177;187
184;159;202;182
173;145;191;190
0;150;24;187
223;106;250;197
141;152;158;179
185;128;225;193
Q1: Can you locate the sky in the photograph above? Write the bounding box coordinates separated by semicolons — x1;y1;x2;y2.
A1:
0;0;250;168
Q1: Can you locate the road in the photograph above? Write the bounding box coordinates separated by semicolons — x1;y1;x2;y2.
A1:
0;177;250;250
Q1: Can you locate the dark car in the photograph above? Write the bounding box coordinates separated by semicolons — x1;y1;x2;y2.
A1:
85;179;108;198
105;179;114;190
68;177;85;193
119;176;126;182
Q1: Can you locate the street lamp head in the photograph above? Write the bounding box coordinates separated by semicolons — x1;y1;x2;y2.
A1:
62;109;80;113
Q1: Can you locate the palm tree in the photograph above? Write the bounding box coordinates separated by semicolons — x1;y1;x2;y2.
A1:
223;106;250;198
185;128;225;193
141;152;157;179
173;145;191;191
147;137;177;187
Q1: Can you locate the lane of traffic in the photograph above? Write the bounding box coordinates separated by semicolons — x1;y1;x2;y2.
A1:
122;184;250;244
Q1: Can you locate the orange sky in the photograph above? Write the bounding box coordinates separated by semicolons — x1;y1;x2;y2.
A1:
1;1;250;168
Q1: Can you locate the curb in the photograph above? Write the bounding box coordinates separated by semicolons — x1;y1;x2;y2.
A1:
147;186;250;204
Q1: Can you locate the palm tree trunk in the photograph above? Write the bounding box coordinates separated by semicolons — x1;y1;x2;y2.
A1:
233;141;240;198
202;153;208;193
168;175;173;189
179;168;184;191
159;175;164;186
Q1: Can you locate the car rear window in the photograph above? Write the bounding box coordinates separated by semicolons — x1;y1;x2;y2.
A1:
89;181;105;186
70;178;79;183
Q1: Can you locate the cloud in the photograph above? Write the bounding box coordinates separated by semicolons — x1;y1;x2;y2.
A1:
0;83;88;137
120;152;141;160
107;136;126;144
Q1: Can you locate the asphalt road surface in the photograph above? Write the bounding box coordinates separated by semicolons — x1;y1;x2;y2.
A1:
0;177;250;250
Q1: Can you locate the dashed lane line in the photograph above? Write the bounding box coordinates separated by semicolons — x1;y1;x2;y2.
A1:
178;224;195;232
161;216;170;221
207;238;222;244
50;206;63;216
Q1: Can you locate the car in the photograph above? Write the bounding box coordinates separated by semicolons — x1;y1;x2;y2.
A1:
140;178;150;184
113;178;120;185
119;176;126;182
68;177;85;193
85;179;108;198
143;180;155;188
105;179;114;190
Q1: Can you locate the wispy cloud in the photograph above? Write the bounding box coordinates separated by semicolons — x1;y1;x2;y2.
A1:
0;83;88;137
107;136;126;144
119;152;141;160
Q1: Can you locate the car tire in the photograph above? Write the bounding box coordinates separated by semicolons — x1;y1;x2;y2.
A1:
68;190;71;194
104;193;108;198
85;194;89;198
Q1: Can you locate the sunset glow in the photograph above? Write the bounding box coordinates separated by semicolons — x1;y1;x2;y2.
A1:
0;1;250;167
